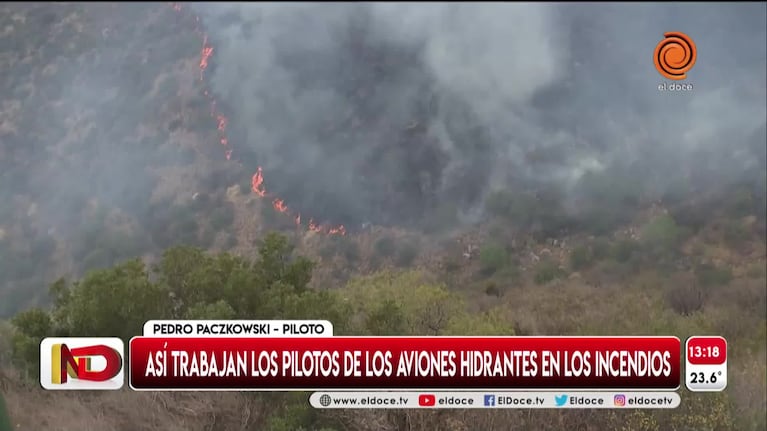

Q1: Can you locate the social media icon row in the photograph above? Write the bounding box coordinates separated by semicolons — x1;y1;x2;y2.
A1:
483;393;625;407
311;392;680;409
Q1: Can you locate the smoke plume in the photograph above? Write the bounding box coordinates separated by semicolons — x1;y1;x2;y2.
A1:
191;2;767;227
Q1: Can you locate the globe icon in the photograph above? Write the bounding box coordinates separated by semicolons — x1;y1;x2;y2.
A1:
319;394;332;407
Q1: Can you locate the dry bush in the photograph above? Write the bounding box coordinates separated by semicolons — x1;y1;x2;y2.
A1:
665;276;704;316
712;277;767;318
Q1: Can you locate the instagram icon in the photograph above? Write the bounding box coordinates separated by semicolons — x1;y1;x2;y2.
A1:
614;394;626;407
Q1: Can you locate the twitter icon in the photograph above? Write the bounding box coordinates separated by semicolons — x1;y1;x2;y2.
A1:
554;395;568;407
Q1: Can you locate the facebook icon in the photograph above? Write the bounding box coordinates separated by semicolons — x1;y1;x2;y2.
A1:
484;395;496;407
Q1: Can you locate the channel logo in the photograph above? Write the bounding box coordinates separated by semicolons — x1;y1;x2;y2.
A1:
40;337;124;390
614;394;626;407
484;394;496;406
418;394;436;407
653;31;697;80
554;394;568;407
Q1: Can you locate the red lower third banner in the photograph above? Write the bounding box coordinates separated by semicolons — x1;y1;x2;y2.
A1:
129;336;680;390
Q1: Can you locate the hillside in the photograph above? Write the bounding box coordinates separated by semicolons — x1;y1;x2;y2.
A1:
2;216;766;430
0;3;766;431
1;2;764;315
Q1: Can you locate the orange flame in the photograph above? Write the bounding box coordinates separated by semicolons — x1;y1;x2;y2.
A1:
199;35;213;80
308;219;321;232
272;198;287;213
251;167;266;196
172;2;346;236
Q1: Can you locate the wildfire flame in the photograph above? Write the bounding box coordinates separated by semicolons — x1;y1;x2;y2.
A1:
199;35;213;80
308;219;321;232
251;167;266;197
328;226;347;235
171;2;345;235
272;198;287;213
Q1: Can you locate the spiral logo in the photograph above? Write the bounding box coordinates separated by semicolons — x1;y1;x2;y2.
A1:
654;32;697;80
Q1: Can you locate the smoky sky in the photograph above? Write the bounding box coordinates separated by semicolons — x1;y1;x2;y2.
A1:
1;2;765;236
191;2;766;226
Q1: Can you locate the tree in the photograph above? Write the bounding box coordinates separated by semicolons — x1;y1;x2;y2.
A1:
49;260;170;342
255;232;314;293
156;246;236;316
365;299;407;335
534;260;565;285
479;244;509;276
342;270;515;336
641;214;686;258
10;308;52;376
10;232;329;351
569;245;594;271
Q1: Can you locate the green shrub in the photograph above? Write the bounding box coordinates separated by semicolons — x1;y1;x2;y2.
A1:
570;245;594;270
10;308;53;377
696;264;733;287
365;299;407;335
479;244;509;276
611;239;640;263
642;214;686;256
534;261;565;285
591;237;611;260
